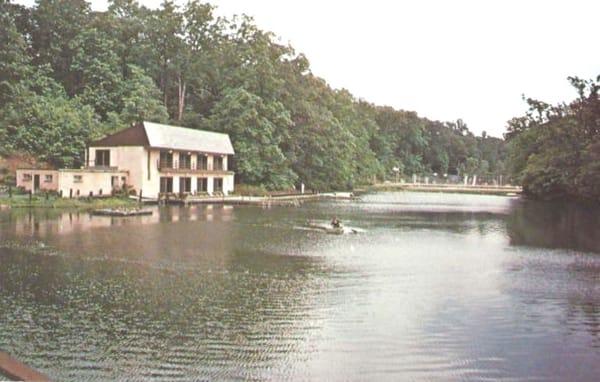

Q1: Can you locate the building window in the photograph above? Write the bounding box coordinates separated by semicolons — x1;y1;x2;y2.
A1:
74;175;83;183
160;177;173;193
179;177;191;193
179;153;192;169
159;151;173;169
214;177;223;192
197;154;208;170
22;173;32;182
95;150;110;167
197;177;208;192
214;156;224;171
44;174;53;183
111;176;118;188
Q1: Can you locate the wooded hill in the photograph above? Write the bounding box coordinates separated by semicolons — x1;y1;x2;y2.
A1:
1;0;506;190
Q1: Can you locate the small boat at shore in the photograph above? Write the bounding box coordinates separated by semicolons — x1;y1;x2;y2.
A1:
91;208;153;217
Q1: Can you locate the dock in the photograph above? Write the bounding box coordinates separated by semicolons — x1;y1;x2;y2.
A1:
129;192;360;206
0;351;51;381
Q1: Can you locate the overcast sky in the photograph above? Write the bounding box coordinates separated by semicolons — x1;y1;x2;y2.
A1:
16;0;600;137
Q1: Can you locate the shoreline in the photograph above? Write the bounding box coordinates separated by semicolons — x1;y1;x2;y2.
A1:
145;192;356;206
0;196;137;210
363;183;522;196
0;185;528;210
0;192;356;210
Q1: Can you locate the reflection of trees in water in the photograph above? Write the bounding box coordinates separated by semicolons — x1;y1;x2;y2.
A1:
505;200;600;345
565;293;600;347
506;200;600;253
564;258;600;346
373;211;505;235
0;245;331;380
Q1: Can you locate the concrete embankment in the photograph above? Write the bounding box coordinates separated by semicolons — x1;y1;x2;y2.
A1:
184;193;323;206
152;192;356;206
369;183;522;196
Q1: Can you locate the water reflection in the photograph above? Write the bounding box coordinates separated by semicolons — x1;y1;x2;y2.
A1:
506;199;600;253
0;248;331;381
1;205;237;238
1;193;599;381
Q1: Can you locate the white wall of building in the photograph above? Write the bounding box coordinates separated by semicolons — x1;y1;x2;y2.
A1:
144;149;234;197
142;148;161;197
88;146;146;194
16;169;59;193
58;169;128;198
223;174;235;194
86;146;234;198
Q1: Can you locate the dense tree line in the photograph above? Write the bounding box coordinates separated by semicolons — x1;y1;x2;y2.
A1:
1;0;506;190
505;76;600;201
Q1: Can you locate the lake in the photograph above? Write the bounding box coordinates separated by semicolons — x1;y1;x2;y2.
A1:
1;192;599;381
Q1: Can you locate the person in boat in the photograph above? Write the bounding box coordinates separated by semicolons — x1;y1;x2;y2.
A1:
331;216;342;228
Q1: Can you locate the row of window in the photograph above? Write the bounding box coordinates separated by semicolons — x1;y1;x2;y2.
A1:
22;173;53;183
159;151;225;171
159;177;223;193
21;173;100;184
73;175;126;186
94;149;226;171
23;173;126;186
110;176;127;187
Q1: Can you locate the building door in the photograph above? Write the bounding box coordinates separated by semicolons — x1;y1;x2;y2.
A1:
179;153;191;169
33;174;40;192
179;177;191;193
213;156;224;170
213;178;223;192
197;154;208;170
159;151;173;169
160;177;173;193
197;177;208;192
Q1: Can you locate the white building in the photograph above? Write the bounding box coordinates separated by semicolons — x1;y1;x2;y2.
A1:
16;121;235;198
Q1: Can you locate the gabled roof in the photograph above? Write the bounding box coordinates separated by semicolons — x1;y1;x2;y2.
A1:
90;125;150;147
143;122;234;154
90;121;235;155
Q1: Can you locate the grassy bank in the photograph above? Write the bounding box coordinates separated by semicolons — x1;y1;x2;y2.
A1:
0;194;137;210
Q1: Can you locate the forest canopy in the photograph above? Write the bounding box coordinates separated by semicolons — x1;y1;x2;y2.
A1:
505;76;600;201
1;0;506;190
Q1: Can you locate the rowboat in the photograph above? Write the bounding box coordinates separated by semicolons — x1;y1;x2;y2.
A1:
306;221;358;235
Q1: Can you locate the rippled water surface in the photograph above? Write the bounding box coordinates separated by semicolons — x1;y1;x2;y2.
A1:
1;192;599;381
